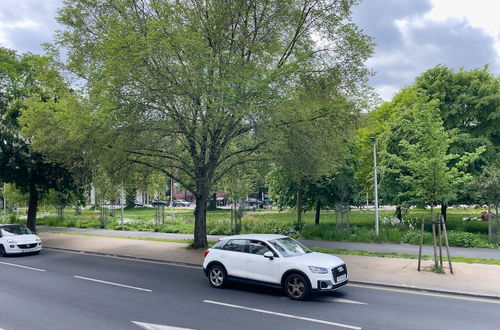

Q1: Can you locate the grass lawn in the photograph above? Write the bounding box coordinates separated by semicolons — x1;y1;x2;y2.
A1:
19;205;498;248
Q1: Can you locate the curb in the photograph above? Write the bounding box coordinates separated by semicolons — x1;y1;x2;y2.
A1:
349;280;500;301
45;246;500;302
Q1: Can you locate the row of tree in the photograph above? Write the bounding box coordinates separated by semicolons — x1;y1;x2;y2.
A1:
1;0;374;248
1;1;498;248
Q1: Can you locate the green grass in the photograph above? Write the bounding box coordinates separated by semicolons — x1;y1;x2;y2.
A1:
311;247;500;265
24;205;499;249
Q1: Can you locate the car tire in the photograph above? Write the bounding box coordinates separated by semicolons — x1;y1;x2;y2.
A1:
284;273;310;300
208;264;227;288
0;245;7;257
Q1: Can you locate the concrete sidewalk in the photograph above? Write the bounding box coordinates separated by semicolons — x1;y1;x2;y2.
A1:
38;231;500;300
39;226;500;260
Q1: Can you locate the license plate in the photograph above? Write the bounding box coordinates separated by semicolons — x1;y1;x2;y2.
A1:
336;274;347;283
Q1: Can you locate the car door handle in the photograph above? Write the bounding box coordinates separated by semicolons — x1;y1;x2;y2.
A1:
246;259;253;262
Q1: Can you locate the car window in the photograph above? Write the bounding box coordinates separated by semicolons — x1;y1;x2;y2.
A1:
221;239;247;252
269;237;311;257
248;240;272;255
1;226;32;236
212;240;228;249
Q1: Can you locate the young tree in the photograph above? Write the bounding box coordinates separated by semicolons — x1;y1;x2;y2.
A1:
387;98;483;220
54;0;373;247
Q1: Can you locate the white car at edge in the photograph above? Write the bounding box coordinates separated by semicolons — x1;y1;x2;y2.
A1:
203;234;348;300
0;225;42;256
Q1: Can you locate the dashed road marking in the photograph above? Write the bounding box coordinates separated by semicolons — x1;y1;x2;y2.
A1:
0;261;46;272
203;299;362;329
74;275;152;292
324;297;368;305
132;321;194;330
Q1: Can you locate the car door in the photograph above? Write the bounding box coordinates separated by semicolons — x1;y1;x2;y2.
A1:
219;239;248;278
245;240;281;284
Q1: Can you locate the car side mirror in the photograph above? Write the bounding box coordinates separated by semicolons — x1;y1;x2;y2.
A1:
263;251;274;260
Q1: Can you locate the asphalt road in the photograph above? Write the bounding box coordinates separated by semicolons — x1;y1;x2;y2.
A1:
1;250;499;330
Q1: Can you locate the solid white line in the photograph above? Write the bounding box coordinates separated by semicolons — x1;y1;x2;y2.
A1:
203;300;362;330
74;276;152;292
0;261;46;272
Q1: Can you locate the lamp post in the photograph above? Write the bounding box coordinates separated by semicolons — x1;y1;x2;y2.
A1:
370;137;379;238
3;183;6;225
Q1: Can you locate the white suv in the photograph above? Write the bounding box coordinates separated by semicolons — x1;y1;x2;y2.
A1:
203;234;348;300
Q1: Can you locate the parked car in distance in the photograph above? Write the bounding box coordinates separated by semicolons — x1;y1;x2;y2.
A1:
172;199;191;207
151;200;168;207
203;234;348;300
0;224;42;256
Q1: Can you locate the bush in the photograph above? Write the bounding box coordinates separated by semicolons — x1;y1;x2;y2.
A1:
446;231;491;248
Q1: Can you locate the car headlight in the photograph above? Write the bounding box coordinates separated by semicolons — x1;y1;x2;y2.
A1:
309;266;329;274
36;237;41;242
7;239;17;244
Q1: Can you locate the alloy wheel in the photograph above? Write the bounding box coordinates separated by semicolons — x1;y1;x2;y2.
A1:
209;266;226;287
287;277;305;298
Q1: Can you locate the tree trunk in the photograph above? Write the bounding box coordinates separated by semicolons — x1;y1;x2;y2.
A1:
395;206;402;222
487;203;491;243
207;192;217;210
193;189;209;248
314;200;321;225
296;181;303;226
441;203;447;223
26;184;39;233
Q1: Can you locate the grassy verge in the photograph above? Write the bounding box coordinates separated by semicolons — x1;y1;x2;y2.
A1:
311;247;500;265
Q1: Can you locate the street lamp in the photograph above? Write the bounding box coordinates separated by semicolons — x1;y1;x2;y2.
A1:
2;183;6;224
370;137;379;238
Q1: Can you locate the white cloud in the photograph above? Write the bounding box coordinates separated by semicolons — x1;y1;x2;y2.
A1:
425;0;500;56
353;0;499;101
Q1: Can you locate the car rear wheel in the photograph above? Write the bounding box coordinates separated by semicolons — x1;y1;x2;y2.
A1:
0;245;7;257
208;264;227;288
284;273;310;300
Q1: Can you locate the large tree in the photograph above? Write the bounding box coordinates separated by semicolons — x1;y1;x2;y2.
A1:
54;0;372;247
0;48;82;232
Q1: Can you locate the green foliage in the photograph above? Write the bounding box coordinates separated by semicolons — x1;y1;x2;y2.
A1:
55;0;373;248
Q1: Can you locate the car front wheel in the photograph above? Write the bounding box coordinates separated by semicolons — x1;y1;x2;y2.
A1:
284;273;310;300
208;264;227;288
0;245;7;257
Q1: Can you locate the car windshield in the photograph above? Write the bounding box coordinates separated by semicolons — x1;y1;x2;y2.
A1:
268;237;311;257
1;226;33;236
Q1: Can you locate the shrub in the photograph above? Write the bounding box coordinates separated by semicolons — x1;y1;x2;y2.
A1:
446;231;490;248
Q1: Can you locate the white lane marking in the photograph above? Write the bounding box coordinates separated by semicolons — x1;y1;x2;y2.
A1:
0;261;46;272
349;283;500;305
324;298;368;305
203;300;362;330
132;321;194;330
74;276;152;292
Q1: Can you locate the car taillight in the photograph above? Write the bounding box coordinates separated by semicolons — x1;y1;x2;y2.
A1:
204;250;210;258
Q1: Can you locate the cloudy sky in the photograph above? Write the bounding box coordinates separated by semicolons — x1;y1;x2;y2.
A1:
1;0;499;101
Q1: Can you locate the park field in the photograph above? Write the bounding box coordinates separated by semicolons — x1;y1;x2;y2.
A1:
25;205;498;248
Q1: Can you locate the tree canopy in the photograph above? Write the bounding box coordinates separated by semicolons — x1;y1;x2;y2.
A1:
51;0;373;247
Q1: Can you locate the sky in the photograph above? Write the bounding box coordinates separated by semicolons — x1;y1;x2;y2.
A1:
0;0;499;101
